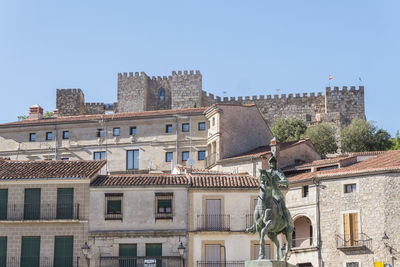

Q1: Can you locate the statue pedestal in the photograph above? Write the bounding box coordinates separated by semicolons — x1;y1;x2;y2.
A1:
245;260;296;267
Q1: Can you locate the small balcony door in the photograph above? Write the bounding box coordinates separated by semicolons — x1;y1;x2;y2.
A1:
54;236;73;267
57;188;74;219
343;213;359;246
24;189;41;220
206;199;222;230
21;236;40;267
205;244;221;267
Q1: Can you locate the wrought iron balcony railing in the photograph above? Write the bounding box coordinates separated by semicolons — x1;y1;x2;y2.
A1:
196;261;245;267
336;233;372;250
0;256;77;267
196;214;230;231
292;237;313;248
99;256;182;267
0;203;80;221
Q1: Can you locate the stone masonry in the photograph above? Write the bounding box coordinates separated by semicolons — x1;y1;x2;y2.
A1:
56;70;365;127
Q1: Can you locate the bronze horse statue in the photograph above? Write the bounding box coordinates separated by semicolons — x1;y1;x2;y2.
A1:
246;154;294;261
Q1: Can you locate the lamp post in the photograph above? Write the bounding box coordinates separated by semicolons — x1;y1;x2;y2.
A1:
382;233;394;267
81;242;90;266
177;242;186;267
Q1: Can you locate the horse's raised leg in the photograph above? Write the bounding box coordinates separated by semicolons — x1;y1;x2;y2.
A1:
284;229;293;262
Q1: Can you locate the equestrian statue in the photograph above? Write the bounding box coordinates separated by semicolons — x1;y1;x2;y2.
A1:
246;144;294;262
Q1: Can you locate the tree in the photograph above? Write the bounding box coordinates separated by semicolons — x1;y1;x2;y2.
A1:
17;115;28;121
43;111;54;118
391;130;400;150
341;118;392;152
271;117;307;142
303;123;338;156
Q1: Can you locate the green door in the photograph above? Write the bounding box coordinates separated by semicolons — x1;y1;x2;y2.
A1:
57;188;74;219
21;236;40;267
24;189;41;220
0;190;8;220
0;237;6;267
119;244;137;267
54;236;73;267
145;244;162;267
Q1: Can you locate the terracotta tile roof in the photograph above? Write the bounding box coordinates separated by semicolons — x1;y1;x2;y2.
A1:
0;107;207;127
173;165;230;175
91;174;190;186
189;174;258;188
219;139;310;162
91;173;258;188
0;160;106;180
283;155;356;171
289;150;400;183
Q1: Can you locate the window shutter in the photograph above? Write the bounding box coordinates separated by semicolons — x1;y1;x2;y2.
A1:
21;237;40;267
0;237;6;267
119;244;137;256
24;189;41;220
343;213;350;247
351;213;359;245
54;236;73;267
0;189;8;220
57;188;74;219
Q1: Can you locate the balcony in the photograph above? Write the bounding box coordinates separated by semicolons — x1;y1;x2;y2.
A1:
292;237;313;248
336;233;372;252
0;203;80;221
0;256;77;267
99;256;182;267
196;215;230;231
205;153;217;168
196;261;245;267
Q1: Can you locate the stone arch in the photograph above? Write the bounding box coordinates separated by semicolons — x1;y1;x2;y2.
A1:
158;88;166;101
292;215;313;248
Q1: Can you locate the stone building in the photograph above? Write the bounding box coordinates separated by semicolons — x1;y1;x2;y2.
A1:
0;103;272;174
287;150;400;267
0;159;106;267
55;70;365;127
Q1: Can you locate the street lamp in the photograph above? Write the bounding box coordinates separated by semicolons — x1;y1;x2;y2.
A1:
81;242;90;266
177;242;185;267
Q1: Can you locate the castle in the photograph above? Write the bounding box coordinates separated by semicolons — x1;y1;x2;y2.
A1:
56;70;365;127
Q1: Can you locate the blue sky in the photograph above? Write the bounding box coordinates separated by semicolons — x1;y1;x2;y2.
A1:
0;0;398;135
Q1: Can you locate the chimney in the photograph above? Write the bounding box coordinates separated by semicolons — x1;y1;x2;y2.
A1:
53;109;60;118
269;137;281;169
28;104;43;120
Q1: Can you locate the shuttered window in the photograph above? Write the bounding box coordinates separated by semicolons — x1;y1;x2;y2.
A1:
343;213;359;247
146;244;162;267
57;188;74;219
155;193;173;219
105;193;123;220
206;199;222;229
0;189;8;220
54;236;73;267
21;236;40;267
119;244;137;267
205;244;221;262
0;237;6;267
24;189;41;220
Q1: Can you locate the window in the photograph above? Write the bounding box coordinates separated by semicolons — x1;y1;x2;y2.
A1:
346;263;359;267
344;183;357;193
119;244;137;266
182;151;189;161
29;133;36;142
21;236;40;267
205;244;221;262
113;127;120;136
155;192;173;219
302;185;309;197
46;132;53;141
165;152;173;162
62;131;69;140
182;123;189;132
146;243;162;267
94;151;106;160
165;124;173;133
127;150;139;170
0;237;6;267
158;88;166;101
343;213;359;247
24;188;41;220
212;117;215;126
105;193;123;220
54;236;73;267
198;122;206;131
57;188;74;220
0;189;8;220
198;150;206;161
96;129;104;138
61;158;69;161
252;243;271;260
130;127;137;136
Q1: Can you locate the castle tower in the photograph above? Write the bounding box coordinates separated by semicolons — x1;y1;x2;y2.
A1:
56;89;85;116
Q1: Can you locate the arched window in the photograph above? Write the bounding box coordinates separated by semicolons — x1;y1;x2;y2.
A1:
158;88;166;101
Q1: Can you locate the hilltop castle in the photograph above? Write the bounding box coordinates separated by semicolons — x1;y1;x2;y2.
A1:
56;70;365;127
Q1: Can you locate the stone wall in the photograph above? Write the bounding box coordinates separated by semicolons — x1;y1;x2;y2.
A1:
56;88;85;116
117;72;149;112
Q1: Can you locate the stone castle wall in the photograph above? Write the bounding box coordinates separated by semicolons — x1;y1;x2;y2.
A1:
56;71;365;127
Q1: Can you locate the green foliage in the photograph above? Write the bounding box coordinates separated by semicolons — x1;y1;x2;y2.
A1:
341;118;392;152
43;111;54;118
17;115;28;121
303;123;338;156
391;131;400;150
271;117;307;142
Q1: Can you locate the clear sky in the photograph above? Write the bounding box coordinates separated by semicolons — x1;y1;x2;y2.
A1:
0;0;398;135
